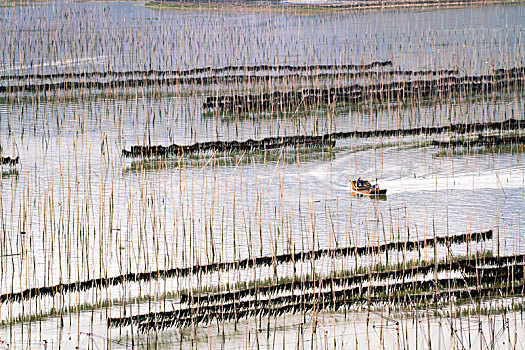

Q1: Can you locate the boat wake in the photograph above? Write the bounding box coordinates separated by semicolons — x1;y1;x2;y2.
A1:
381;166;525;195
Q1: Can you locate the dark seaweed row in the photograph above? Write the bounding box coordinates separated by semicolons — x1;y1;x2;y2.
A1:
327;118;525;139
0;71;392;93
145;269;525;328
0;230;491;304
109;271;523;331
203;67;525;111
122;135;335;158
0;60;391;83
0;67;461;94
0;156;19;166
432;134;525;148
135;279;523;333
180;253;518;305
122;118;525;158
204;76;525;111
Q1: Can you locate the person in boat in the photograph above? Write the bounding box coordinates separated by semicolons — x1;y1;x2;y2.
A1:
357;177;362;187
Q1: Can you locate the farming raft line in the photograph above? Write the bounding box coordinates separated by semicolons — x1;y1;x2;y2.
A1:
122;119;525;158
0;230;491;303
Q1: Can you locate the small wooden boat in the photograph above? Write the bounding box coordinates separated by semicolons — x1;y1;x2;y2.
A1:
351;179;387;195
0;156;19;167
0;156;19;178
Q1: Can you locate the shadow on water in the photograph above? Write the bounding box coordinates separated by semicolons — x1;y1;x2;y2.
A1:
351;192;387;201
1;169;18;179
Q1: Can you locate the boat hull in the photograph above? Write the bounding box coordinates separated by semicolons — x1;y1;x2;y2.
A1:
350;180;387;196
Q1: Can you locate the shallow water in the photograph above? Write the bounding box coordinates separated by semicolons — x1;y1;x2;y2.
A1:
0;1;524;348
0;2;524;75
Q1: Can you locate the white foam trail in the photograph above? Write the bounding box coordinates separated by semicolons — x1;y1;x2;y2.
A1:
382;166;525;195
